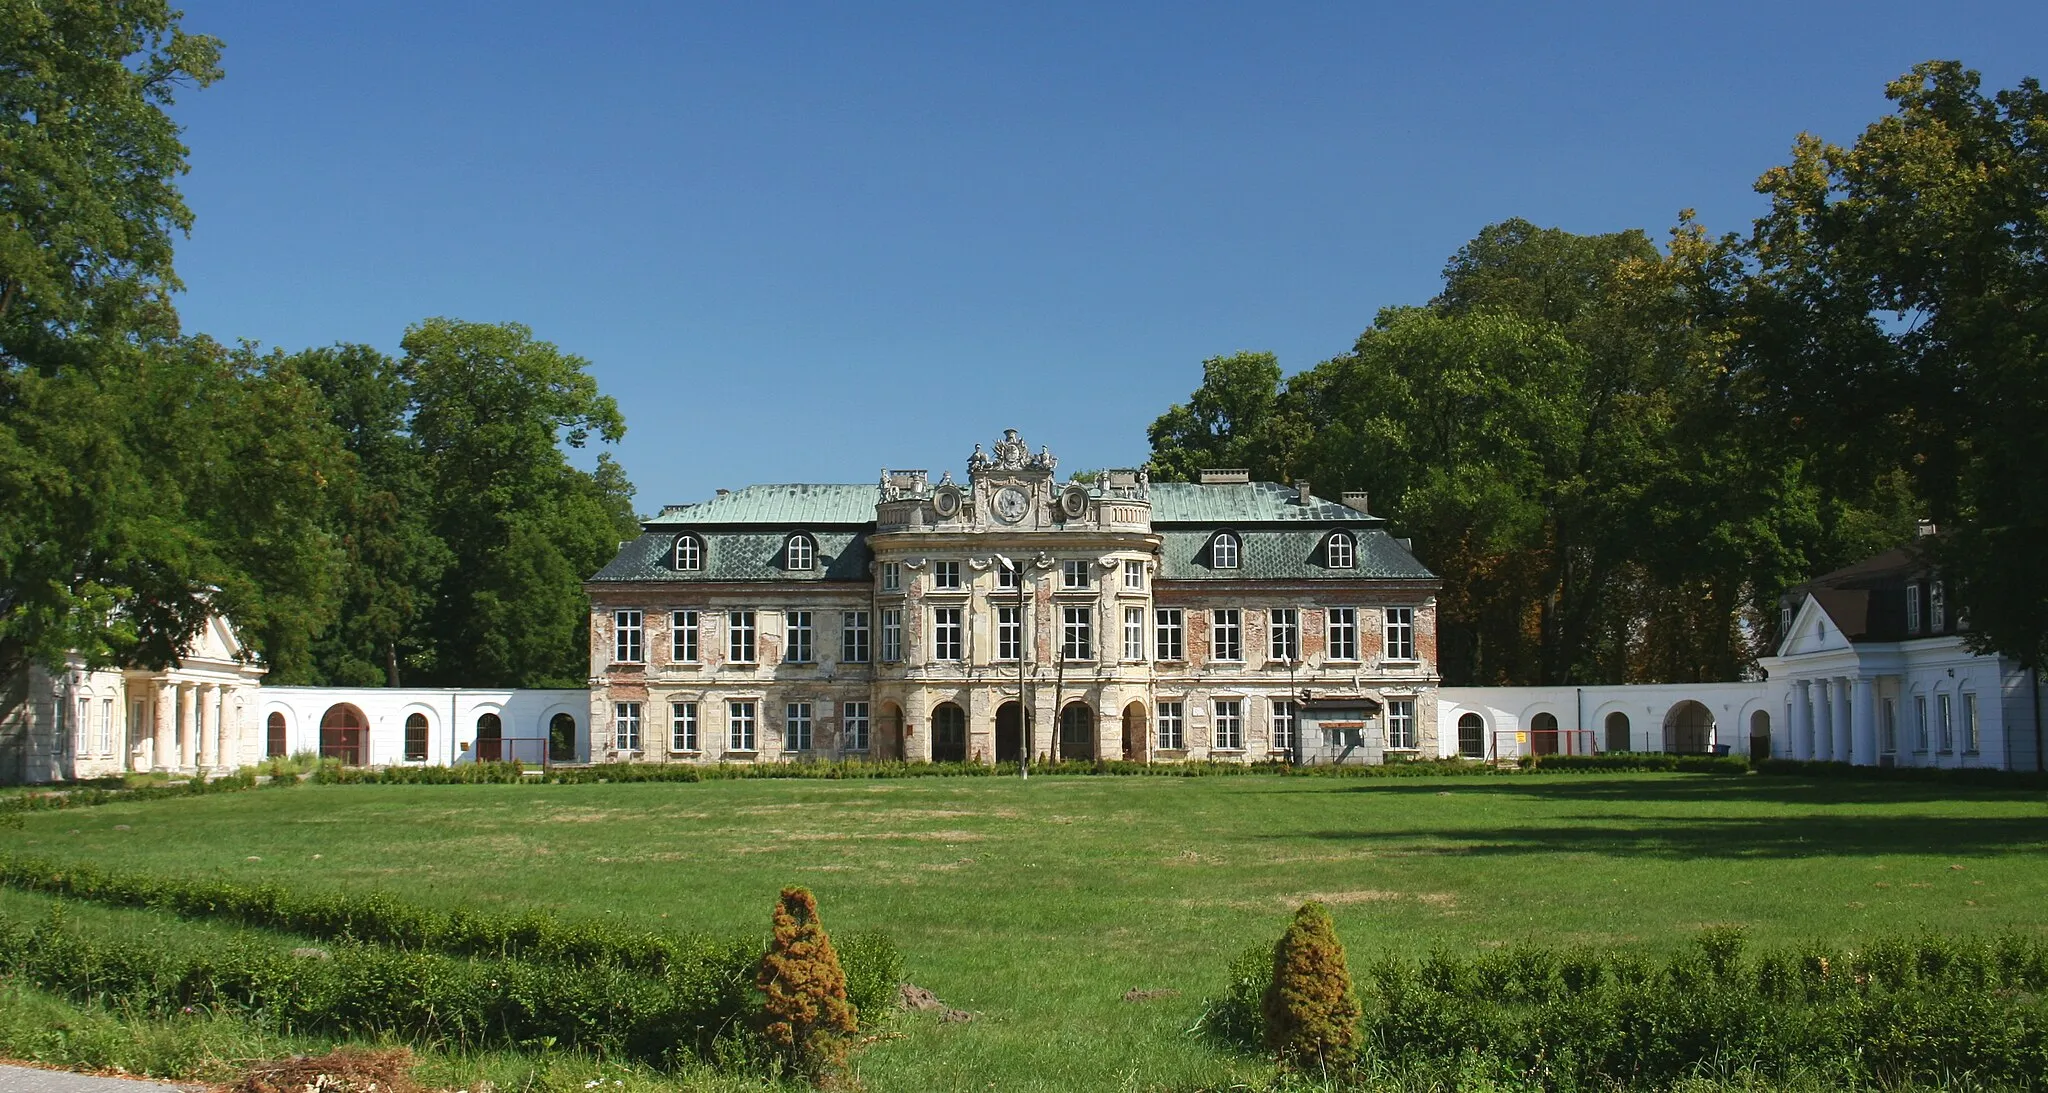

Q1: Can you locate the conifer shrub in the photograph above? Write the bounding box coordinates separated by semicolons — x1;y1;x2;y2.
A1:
1261;900;1362;1074
755;887;858;1085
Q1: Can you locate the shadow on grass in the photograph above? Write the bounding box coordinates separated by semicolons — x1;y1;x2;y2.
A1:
1280;813;2048;860
1327;774;2048;807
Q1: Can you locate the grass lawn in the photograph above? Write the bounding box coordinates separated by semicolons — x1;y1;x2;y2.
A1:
8;771;2048;1091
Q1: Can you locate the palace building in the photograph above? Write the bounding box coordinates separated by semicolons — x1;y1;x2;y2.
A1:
581;430;1444;765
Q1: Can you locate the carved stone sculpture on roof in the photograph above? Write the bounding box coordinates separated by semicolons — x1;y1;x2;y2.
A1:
966;444;989;474
1031;446;1058;474
991;429;1031;470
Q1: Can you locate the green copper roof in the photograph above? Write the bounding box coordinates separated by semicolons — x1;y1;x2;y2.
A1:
651;484;875;526
1157;529;1434;581
1142;482;1371;524
591;529;872;583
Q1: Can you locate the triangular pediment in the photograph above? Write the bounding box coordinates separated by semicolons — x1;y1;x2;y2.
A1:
182;610;249;665
1778;594;1852;657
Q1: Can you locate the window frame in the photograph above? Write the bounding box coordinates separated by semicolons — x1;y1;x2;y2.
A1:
727;700;758;752
784;534;815;571
841;610;870;664
785;701;813;752
1156;701;1185;750
881;561;901;592
1271;698;1296;754
671;701;699;753
1384;606;1416;662
1906;585;1922;634
614;701;643;753
1123;559;1144;590
1061;559;1092;590
1931;580;1947;631
1962;692;1979;754
842;701;870;753
670;609;699;663
1326;531;1355;569
932;560;962;590
1387;698;1417;750
784;609;814;664
674;534;703;572
1914;693;1930;752
403;713;429;762
881;607;904;662
1210;608;1243;662
727;610;757;664
1937;692;1954;753
1123;606;1146;661
1062;605;1094;661
996;605;1022;662
1268;608;1299;662
1327;607;1358;661
933;606;964;661
996;558;1018;589
1211;532;1240;570
1212;698;1244;750
613;609;644;664
1154;608;1185;661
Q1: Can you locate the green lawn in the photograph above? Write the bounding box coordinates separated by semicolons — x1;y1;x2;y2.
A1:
8;771;2048;1092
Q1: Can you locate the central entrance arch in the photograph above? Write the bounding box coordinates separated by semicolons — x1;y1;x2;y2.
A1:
319;704;368;766
1663;700;1715;754
995;702;1025;764
1059;702;1095;761
931;702;967;763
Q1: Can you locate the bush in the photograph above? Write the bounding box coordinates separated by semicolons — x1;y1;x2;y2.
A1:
1261;901;1362;1074
1754;757;2048;789
755;888;857;1084
1526;753;1750;774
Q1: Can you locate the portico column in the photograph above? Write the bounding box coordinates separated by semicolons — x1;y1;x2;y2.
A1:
1791;681;1812;760
1851;677;1876;766
1815;679;1837;761
153;682;175;772
176;684;195;770
195;683;215;771
214;685;233;770
1832;675;1854;763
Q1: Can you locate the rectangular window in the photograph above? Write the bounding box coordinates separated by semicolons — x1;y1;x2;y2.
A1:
1881;697;1898;754
842;701;870;752
996;558;1018;589
933;560;961;589
728;700;757;751
1124;559;1144;590
1931;581;1946;631
727;610;756;663
75;698;88;756
614;701;642;752
1915;694;1929;751
785;702;813;752
933;607;963;660
785;610;813;663
614;609;643;663
1061;559;1092;589
1213;699;1244;750
1124;606;1145;661
99;698;113;755
670;610;699;663
841;611;870;664
997;605;1021;661
1154;608;1184;661
1328;608;1358;661
1906;586;1922;634
1062;606;1093;661
671;701;699;752
881;561;901;592
1156;701;1185;750
1210;609;1242;662
1387;699;1417;749
1937;692;1954;753
1272;699;1296;754
1269;608;1299;661
881;608;903;661
1385;607;1415;661
1962;692;1979;754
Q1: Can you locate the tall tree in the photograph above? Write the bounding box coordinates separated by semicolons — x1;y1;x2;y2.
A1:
1728;60;2048;671
402;318;637;688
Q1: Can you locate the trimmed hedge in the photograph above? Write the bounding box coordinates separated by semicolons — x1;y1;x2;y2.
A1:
1207;929;2048;1089
313;756;1528;785
0;854;898;1021
1525;753;1751;774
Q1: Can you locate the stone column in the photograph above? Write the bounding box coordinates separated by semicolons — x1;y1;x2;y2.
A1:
215;685;233;770
1833;676;1854;763
1791;681;1812;760
194;683;215;771
154;682;175;772
1851;677;1877;766
176;684;195;770
1815;679;1837;761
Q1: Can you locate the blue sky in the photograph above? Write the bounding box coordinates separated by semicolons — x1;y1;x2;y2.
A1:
170;1;2047;514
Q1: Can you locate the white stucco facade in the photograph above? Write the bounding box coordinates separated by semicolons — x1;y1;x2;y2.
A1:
257;688;590;768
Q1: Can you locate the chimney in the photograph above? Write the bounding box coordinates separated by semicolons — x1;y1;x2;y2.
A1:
1197;468;1250;484
1916;520;1939;537
715;488;730;497
1341;491;1370;513
1295;480;1312;505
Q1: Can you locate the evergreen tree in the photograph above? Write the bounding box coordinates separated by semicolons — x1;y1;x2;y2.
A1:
1261;900;1361;1073
756;886;858;1085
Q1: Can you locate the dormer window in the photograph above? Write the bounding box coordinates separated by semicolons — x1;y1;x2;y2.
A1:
674;534;703;572
1906;585;1922;634
1326;531;1355;569
785;534;815;571
1211;532;1240;570
1930;580;1945;631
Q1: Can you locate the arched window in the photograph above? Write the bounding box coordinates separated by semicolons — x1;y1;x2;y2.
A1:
266;712;288;758
674;534;703;571
1326;531;1355;569
785;533;815;571
1604;711;1631;753
549;712;578;762
403;713;429;762
475;711;503;761
1457;712;1485;758
1210;532;1240;570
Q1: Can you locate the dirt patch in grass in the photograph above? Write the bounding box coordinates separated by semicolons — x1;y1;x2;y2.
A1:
235;1047;420;1093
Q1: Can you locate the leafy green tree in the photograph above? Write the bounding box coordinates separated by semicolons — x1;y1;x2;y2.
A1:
1729;60;2048;675
1145;351;1293;482
402;318;637;688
